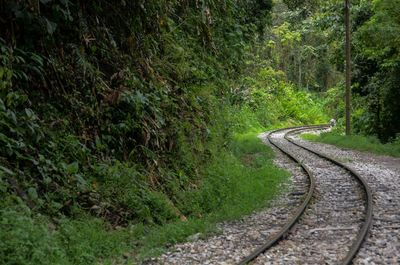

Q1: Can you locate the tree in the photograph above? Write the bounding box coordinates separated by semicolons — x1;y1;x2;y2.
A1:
345;0;351;135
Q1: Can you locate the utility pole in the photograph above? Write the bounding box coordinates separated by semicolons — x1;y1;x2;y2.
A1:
345;0;351;135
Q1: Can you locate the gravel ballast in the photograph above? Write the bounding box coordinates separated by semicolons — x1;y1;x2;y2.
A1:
145;128;400;264
291;130;400;264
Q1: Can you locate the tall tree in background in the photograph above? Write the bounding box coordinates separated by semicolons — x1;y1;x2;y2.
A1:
353;0;400;141
345;0;351;135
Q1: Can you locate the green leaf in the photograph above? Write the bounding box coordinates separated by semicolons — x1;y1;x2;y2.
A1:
66;162;79;174
135;91;148;105
44;18;57;35
27;187;38;200
51;201;63;210
0;99;5;111
76;174;87;190
24;108;35;119
0;166;15;175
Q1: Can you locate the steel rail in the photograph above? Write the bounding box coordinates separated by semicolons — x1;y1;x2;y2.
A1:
238;124;328;265
238;124;372;264
284;126;373;265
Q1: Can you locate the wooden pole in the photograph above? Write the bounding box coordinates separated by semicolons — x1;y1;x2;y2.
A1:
345;0;351;135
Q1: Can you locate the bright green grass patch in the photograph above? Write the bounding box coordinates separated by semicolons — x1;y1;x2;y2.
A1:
301;132;400;157
300;133;320;142
0;205;132;265
1;133;288;265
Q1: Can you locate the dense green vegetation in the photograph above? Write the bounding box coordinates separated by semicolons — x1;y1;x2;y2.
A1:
0;0;398;263
0;1;273;225
301;132;400;157
278;0;400;142
1;133;292;264
0;0;327;263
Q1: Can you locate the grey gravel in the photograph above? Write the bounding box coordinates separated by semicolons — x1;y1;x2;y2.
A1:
291;129;400;264
145;132;311;264
253;129;366;264
145;128;400;265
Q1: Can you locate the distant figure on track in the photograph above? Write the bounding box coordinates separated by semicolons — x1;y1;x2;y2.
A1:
330;118;337;127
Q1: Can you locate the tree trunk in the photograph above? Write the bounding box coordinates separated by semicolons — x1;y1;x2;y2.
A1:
345;0;352;135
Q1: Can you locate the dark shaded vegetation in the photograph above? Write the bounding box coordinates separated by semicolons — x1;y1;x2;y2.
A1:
0;133;291;264
352;0;400;142
0;0;274;224
1;0;398;263
1;0;311;263
276;0;399;142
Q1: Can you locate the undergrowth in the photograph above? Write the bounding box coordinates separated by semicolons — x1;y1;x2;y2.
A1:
1;131;289;264
0;1;330;264
301;132;400;157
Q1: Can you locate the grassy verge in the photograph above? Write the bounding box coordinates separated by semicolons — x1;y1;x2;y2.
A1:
1;132;289;264
129;132;289;262
301;132;400;157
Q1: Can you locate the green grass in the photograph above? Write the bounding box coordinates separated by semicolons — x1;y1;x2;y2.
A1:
301;132;400;157
131;132;289;262
0;132;289;264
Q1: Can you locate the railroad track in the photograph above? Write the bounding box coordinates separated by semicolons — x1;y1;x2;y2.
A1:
239;125;373;265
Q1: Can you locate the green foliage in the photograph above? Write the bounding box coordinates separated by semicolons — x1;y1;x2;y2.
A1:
356;0;400;63
265;0;342;92
352;0;400;141
0;0;275;220
281;0;399;142
55;217;132;265
0;205;65;265
323;85;345;120
0;204;133;265
178;133;287;217
135;132;289;261
0;0;333;263
0;130;291;264
231;66;328;133
94;162;179;225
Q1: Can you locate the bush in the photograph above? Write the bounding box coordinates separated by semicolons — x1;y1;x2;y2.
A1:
0;205;65;265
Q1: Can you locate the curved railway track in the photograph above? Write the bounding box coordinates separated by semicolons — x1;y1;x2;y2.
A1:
239;125;373;265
